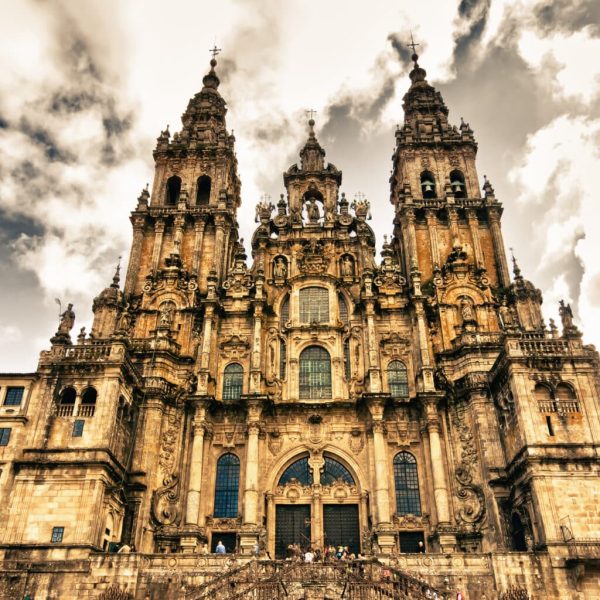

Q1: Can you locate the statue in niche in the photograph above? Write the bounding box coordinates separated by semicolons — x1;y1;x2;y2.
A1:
58;303;75;334
117;303;132;333
498;298;517;329
159;302;175;328
341;255;354;277
290;206;302;225
273;256;288;279
460;297;476;323
306;197;321;223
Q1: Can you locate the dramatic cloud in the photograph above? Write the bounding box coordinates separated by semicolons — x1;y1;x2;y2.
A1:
0;0;598;370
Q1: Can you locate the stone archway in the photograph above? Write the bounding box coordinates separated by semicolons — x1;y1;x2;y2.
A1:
267;448;367;558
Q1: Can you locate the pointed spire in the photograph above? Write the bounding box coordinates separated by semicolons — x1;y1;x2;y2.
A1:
509;247;522;279
299;110;326;172
111;256;122;288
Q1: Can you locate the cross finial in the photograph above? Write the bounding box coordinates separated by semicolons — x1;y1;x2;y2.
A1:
407;32;420;54
355;191;365;202
209;45;222;60
306;109;317;122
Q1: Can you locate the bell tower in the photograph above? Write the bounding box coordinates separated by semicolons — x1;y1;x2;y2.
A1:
109;55;241;358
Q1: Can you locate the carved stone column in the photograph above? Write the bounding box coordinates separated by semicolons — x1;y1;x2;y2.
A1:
366;396;395;553
197;305;215;394
423;394;456;551
249;304;263;394
266;492;275;557
240;398;265;553
150;219;165;273
124;215;146;296
191;220;205;275
401;207;417;274
365;300;381;393
214;215;225;280
488;208;511;288
448;207;460;245
185;401;208;525
467;209;484;269
425;209;440;267
414;300;435;392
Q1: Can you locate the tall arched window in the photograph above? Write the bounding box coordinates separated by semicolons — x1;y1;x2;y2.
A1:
223;363;243;401
299;287;329;323
299;346;332;399
339;295;349;325
165;175;181;205
388;360;409;398
58;387;76;417
214;453;240;518
279;456;312;486
534;384;555;413
321;456;355;485
555;383;580;413
280;295;289;329
420;171;436;199
449;169;466;197
393;452;421;516
196;175;211;205
79;387;97;417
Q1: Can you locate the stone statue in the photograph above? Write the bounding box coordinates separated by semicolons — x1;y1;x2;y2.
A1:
290;206;302;225
306;197;320;223
559;300;574;329
159;302;175;328
117;304;132;332
77;327;86;343
273;257;287;279
460;298;476;323
498;298;515;329
58;303;75;334
341;255;354;277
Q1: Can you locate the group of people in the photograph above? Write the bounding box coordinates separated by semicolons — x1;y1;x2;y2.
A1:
286;543;365;563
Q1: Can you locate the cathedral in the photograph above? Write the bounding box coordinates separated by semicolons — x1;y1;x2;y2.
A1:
0;49;599;600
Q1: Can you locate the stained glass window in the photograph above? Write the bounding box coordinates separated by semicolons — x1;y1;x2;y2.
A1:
278;456;312;486
223;363;243;401
388;360;409;398
321;456;355;485
214;453;240;518
299;287;329;323
299;346;332;399
394;452;421;516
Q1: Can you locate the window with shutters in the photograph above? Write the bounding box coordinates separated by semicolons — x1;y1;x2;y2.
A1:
394;451;421;516
299;346;332;399
299;287;329;324
214;453;240;518
223;363;243;401
388;360;409;398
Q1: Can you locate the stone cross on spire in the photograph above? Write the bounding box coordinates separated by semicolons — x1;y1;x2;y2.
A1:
306;109;317;121
209;44;222;59
407;33;420;64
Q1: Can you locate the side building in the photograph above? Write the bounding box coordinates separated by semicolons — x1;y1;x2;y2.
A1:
0;53;599;599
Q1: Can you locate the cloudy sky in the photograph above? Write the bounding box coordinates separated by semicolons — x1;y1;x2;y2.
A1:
0;0;598;371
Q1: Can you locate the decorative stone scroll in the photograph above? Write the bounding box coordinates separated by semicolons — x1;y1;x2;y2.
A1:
151;473;181;526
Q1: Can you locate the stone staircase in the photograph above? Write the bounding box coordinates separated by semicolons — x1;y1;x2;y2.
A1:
185;559;444;600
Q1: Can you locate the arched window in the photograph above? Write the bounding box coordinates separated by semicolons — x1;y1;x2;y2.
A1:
79;387;97;417
388;360;409;398
223;363;243;401
280;295;289;329
393;452;421;516
165;175;181;205
196;175;211;205
299;346;332;399
449;169;466;197
279;339;287;380
420;171;436;199
534;384;555;413
555;383;580;413
278;456;312;486
321;456;355;485
214;453;240;518
299;287;329;323
339;295;349;325
343;339;351;380
58;387;76;417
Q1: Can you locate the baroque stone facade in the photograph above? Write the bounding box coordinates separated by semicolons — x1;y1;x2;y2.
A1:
1;53;599;599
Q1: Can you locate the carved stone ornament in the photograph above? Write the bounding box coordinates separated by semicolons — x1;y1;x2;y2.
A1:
219;334;250;359
349;428;365;454
380;332;410;358
205;516;242;530
268;431;283;455
158;409;181;475
223;261;253;298
151;473;180;526
374;257;406;296
393;513;428;529
297;239;330;274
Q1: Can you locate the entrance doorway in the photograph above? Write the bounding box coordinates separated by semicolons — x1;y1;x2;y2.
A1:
323;504;360;555
211;532;237;553
275;505;311;558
